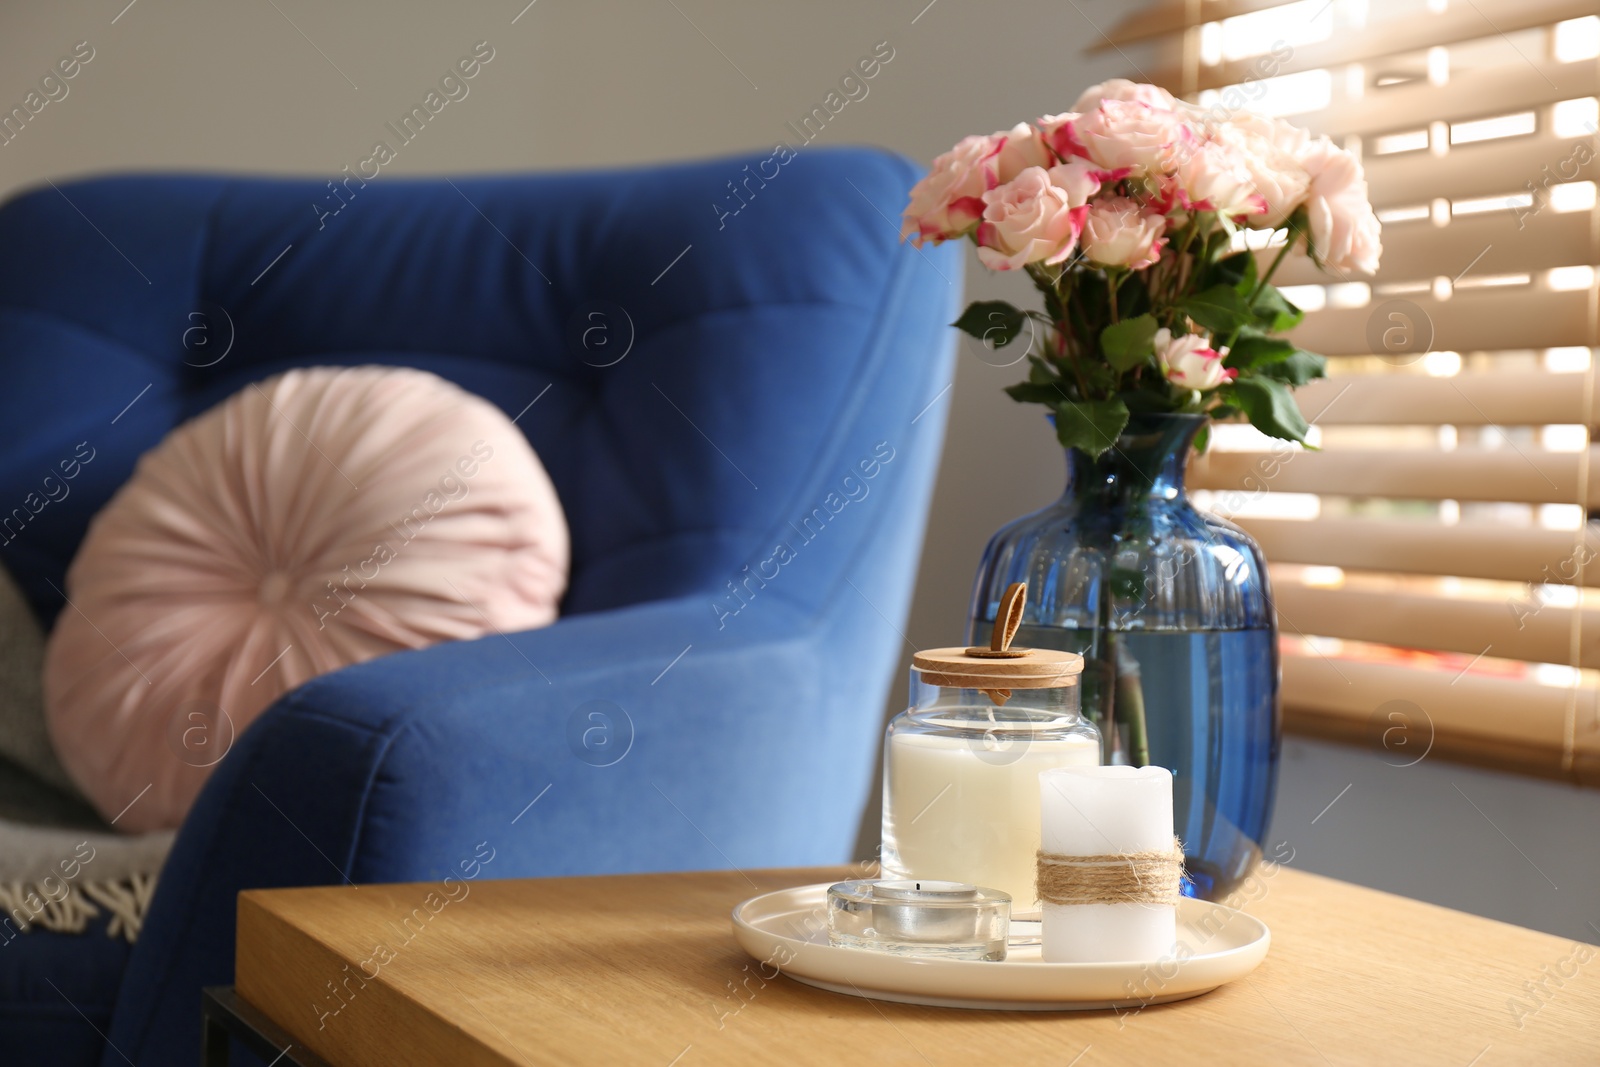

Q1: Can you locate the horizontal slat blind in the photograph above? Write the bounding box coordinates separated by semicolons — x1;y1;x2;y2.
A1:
1272;209;1591;286
1115;0;1600;780
1316;56;1593;135
1194;448;1598;503
1238;516;1600;585
1127;0;1598;93
1283;290;1594;356
1270;578;1600;668
1283;656;1600;781
1292;373;1599;426
1347;129;1598;203
1096;0;1298;50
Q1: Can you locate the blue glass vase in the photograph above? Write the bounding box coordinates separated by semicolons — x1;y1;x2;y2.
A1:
966;412;1280;900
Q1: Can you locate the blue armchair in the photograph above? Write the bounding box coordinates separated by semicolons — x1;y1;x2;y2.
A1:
0;148;960;1066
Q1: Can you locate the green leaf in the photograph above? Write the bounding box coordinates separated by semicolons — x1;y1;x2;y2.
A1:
1226;335;1298;370
952;301;1029;350
1229;377;1311;444
1208;250;1258;295
1122;390;1173;415
1076;271;1109;323
1193;423;1211;455
1256;349;1328;387
1201;227;1232;260
1099;314;1159;372
1054;398;1130;457
1252;285;1304;332
1114;271;1153;320
1005;381;1068;405
1083;361;1121;396
1178;285;1252;336
1027;355;1056;385
1232;253;1259;297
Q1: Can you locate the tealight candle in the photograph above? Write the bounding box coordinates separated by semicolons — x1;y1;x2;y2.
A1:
865;880;979;941
1037;765;1180;963
826;879;1011;961
870;879;979;901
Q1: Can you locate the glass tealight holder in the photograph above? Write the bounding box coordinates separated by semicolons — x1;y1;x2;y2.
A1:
879;641;1098;916
826;879;1012;961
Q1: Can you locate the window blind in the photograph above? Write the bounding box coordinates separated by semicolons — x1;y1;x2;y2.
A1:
1101;0;1600;781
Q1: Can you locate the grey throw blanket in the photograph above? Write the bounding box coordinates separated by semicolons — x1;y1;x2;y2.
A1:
0;757;173;943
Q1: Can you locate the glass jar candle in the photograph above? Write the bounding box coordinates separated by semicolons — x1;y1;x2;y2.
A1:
880;643;1098;913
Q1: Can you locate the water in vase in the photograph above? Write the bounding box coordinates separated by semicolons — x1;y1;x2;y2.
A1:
978;622;1279;900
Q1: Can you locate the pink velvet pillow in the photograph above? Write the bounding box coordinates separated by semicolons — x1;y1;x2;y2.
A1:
45;367;568;832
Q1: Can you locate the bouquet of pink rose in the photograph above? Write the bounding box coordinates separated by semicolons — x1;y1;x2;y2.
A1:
902;79;1381;456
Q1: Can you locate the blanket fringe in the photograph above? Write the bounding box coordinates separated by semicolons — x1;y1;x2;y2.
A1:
0;874;158;943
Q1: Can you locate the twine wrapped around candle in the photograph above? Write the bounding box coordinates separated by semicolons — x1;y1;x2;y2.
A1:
1035;838;1185;907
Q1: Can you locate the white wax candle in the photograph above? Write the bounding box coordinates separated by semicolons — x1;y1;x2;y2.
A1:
884;725;1098;909
1037;765;1177;963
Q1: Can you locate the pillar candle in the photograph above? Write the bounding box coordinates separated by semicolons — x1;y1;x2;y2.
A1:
1037;765;1177;963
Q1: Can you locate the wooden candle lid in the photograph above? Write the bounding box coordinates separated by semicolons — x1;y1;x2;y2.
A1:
912;582;1083;698
912;648;1084;691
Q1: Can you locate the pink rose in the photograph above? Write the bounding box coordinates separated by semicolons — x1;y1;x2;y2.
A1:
1176;139;1267;220
1070;79;1178;114
1064;99;1193;175
1145;174;1190;220
1215;115;1310;227
1080;195;1166;270
992;121;1054;184
1036;112;1079;162
974;166;1095;271
901;133;1002;247
1227;112;1310;155
1299;137;1383;275
901;124;1060;246
1048;159;1103;206
1155;328;1235;390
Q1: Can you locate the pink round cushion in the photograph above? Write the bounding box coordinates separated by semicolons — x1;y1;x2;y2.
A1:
44;366;569;832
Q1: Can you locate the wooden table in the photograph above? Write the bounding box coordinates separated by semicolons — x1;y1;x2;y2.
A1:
233;865;1600;1066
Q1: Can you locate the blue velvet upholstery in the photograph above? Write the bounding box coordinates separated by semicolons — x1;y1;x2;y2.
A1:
0;917;133;1067
0;148;959;1066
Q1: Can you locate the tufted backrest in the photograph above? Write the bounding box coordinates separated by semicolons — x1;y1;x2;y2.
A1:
0;149;960;627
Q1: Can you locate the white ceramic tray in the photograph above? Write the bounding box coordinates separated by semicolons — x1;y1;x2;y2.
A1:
731;883;1269;1010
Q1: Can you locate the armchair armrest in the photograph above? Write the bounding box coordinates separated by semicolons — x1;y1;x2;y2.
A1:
108;590;892;1063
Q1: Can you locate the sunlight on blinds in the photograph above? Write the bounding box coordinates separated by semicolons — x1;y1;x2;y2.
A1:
1103;0;1600;781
